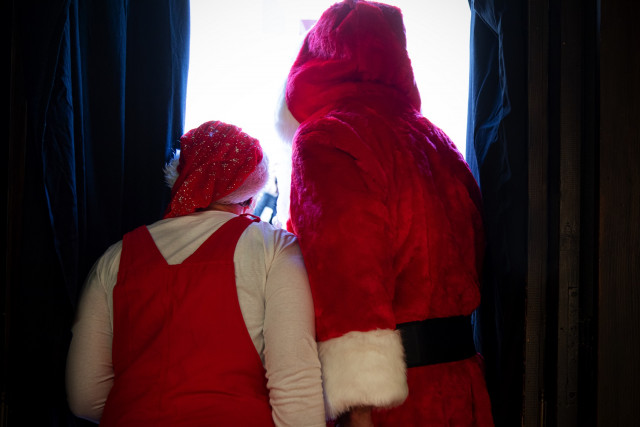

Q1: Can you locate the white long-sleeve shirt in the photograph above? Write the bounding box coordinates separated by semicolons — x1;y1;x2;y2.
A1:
66;210;326;426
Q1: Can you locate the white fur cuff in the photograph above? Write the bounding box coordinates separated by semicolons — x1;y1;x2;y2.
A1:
318;329;408;419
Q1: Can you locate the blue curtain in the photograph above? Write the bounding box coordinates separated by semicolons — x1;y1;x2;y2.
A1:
7;0;189;424
466;0;528;425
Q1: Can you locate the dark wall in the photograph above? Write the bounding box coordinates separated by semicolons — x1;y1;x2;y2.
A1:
597;0;640;424
526;0;639;425
525;0;639;426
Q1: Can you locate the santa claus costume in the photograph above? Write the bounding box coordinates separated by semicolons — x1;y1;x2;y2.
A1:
280;1;494;425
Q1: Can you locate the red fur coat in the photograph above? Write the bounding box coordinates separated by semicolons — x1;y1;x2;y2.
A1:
284;1;494;425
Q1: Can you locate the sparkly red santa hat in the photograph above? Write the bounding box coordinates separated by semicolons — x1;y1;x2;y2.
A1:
163;120;268;219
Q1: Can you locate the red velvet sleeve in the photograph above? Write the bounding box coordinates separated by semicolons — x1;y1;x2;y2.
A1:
289;120;396;342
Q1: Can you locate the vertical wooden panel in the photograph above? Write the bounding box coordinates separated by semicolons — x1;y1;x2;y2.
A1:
525;0;549;425
598;0;640;424
556;0;583;425
577;2;600;425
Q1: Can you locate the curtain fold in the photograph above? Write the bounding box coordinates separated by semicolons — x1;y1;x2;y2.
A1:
466;0;528;426
8;0;189;424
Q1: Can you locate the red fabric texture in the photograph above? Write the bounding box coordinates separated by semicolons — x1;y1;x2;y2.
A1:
286;1;421;124
286;1;493;424
164;121;263;218
101;215;274;426
372;356;494;425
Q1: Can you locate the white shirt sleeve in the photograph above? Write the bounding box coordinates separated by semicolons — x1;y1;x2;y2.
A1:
66;242;120;422
260;228;326;426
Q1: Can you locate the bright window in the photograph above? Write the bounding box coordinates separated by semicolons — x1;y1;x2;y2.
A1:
186;0;470;149
185;0;471;221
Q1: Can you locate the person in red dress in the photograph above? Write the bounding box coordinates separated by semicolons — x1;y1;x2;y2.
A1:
277;1;495;425
66;121;326;426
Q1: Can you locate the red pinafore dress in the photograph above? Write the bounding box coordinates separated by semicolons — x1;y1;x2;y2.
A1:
100;215;275;426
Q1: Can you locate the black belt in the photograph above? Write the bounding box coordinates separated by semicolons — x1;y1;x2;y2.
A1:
396;315;477;368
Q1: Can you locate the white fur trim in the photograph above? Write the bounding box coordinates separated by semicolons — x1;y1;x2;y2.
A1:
163;152;270;205
274;78;300;146
218;156;270;204
271;80;299;228
318;329;408;419
163;150;181;188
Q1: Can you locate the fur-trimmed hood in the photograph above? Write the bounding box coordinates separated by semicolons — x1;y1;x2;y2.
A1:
285;0;421;124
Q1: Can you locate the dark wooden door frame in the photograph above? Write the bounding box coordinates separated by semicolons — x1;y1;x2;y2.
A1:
525;0;639;425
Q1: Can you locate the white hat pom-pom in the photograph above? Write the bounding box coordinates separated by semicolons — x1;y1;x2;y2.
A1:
163;150;181;189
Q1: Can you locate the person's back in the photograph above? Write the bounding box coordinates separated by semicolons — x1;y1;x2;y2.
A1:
283;1;494;425
311;96;484;323
102;214;273;425
66;121;326;426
